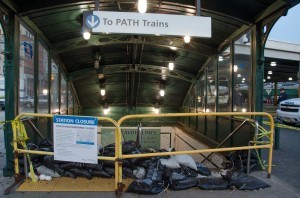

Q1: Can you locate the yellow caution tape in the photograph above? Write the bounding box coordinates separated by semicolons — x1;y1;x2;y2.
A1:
11;120;37;183
263;121;300;131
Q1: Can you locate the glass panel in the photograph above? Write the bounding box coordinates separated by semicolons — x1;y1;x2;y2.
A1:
218;47;230;112
197;74;205;112
19;24;35;113
37;43;49;113
206;59;217;112
51;60;59;113
0;26;5;112
234;31;252;112
68;84;74;114
60;74;67;113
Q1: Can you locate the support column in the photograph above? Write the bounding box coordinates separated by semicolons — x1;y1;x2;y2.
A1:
3;14;17;176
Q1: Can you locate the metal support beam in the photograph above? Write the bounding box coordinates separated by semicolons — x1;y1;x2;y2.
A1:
129;38;138;108
3;14;16;176
196;0;201;16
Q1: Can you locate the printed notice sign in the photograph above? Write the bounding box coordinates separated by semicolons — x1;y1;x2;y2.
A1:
54;115;98;164
101;128;160;148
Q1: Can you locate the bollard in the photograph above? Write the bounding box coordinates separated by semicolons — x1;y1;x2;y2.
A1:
274;123;280;150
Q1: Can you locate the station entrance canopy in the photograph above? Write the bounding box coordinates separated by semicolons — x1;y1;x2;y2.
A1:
0;0;299;115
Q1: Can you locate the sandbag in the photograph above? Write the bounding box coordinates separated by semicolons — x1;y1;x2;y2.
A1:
146;168;164;182
70;168;92;179
60;162;84;170
90;169;112;178
63;170;77;179
122;141;137;154
36;165;60;177
173;155;197;171
104;167;115;177
133;167;146;179
39;139;52;148
159;158;180;169
181;165;198;178
225;171;270;190
123;167;136;179
197;178;229;190
195;162;211;176
170;177;198;190
127;179;165;195
84;163;103;171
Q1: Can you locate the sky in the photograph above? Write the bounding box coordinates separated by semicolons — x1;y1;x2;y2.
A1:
268;4;300;44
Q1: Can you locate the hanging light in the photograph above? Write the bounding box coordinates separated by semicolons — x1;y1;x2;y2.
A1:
42;89;48;95
100;89;106;96
289;77;293;81
103;107;109;115
160;89;165;97
268;71;273;75
237;74;241;78
270;61;277;66
263;79;266;82
267;76;271;79
138;0;147;13
184;35;191;43
170;46;177;50
168;62;174;70
83;31;91;40
234;65;238;72
218;56;223;61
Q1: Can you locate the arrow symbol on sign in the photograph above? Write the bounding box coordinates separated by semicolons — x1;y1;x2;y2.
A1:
87;16;99;28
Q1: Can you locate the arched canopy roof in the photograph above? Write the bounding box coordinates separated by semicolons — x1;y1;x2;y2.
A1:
1;0;299;109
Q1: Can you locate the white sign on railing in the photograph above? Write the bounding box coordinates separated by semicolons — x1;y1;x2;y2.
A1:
53;115;98;164
83;11;211;38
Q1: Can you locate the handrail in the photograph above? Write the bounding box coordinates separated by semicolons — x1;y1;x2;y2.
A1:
116;112;274;189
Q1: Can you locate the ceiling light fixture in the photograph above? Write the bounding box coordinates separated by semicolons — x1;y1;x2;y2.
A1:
138;0;147;13
263;79;266;82
168;62;174;70
100;89;106;96
160;89;165;97
289;77;293;81
234;65;238;72
267;76;271;79
268;71;273;75
184;35;191;43
270;61;277;66
83;31;91;40
103;103;109;115
170;46;177;50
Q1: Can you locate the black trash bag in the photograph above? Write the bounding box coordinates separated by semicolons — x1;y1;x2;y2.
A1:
52;164;65;175
224;171;270;190
197;178;229;190
104;167;115;177
60;162;84;170
170;177;198;190
101;159;131;168
224;150;260;173
195;162;211;176
43;156;66;164
122;141;138;154
171;172;186;181
101;160;115;167
99;143;115;154
63;170;77;179
85;163;103;171
130;150;149;165
38;139;53;148
146;168;164;182
123;167;136;179
127;179;165;195
181;165;198;178
27;143;39;150
70;168;92;179
38;147;53;152
90;169;112;178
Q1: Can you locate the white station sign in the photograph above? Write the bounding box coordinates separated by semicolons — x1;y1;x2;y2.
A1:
83;11;211;38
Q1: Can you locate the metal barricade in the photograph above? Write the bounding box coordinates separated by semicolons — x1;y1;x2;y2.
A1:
10;113;121;192
116;112;274;191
